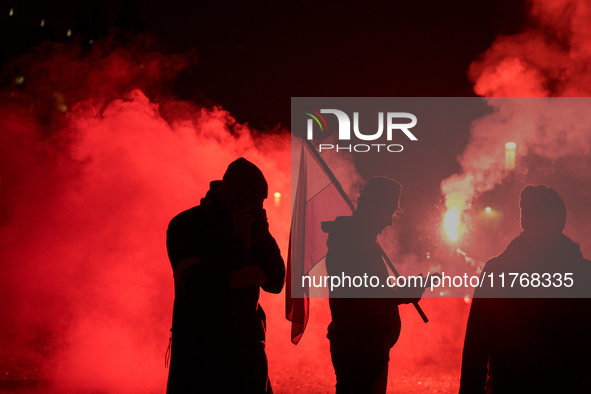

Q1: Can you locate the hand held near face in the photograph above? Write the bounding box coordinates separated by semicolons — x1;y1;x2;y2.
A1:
230;203;255;249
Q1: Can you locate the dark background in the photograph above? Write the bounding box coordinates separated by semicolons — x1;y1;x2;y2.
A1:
1;0;527;128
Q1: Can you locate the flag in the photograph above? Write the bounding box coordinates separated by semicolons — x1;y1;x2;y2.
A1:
285;141;353;344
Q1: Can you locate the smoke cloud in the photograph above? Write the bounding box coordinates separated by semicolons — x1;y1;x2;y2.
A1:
434;2;591;391
0;37;290;393
441;0;591;253
469;0;591;97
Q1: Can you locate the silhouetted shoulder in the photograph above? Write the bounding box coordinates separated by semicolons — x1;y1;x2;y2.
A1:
168;206;206;231
166;206;213;267
481;255;503;271
321;216;354;245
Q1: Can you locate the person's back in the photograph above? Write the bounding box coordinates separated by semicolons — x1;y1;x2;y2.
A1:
467;237;591;392
460;185;591;394
486;299;591;393
323;214;401;352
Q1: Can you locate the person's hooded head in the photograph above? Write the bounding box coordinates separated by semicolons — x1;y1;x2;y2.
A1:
520;185;567;237
220;158;268;211
355;176;403;235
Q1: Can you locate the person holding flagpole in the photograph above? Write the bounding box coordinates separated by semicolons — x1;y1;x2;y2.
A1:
321;176;426;394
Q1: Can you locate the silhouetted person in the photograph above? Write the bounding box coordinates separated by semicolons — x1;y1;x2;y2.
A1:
166;158;285;394
321;177;426;394
459;185;591;394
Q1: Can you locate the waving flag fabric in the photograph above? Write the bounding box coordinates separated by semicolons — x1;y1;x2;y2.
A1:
286;141;352;344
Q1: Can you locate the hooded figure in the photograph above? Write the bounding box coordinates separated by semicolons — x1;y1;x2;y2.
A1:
165;158;285;394
322;176;424;394
459;185;591;394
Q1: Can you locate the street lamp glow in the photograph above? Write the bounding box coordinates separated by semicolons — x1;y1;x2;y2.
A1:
505;141;516;170
485;207;491;213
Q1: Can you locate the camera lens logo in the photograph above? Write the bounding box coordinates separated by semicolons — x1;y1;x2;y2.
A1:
303;108;329;135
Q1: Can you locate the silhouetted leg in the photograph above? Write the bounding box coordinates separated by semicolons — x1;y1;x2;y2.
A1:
239;340;272;394
166;333;201;394
167;333;242;394
330;349;389;394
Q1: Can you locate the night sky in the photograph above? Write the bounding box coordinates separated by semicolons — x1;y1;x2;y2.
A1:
1;0;527;127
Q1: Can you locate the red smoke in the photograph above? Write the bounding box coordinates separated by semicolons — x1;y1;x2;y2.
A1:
442;0;591;259
438;1;591;392
470;0;591;97
0;37;291;392
4;1;591;391
0;36;470;393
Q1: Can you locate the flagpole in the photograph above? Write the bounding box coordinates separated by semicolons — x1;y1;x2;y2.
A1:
303;139;429;323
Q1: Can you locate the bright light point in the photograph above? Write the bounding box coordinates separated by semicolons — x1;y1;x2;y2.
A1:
9;8;13;16
439;291;444;296
67;29;72;37
274;192;281;198
41;19;45;27
464;295;471;304
444;206;460;241
485;207;491;213
15;76;24;84
89;39;94;44
505;142;516;170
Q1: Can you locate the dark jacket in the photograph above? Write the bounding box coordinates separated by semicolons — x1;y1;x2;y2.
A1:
322;215;401;353
166;203;285;393
459;232;591;394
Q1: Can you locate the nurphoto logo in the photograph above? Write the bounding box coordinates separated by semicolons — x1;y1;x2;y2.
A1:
303;107;417;153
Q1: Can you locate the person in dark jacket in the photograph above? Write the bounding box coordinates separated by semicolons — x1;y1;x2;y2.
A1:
165;158;285;394
322;176;426;394
459;185;591;394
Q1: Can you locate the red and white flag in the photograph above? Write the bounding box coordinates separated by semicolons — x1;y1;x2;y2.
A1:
286;141;352;344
